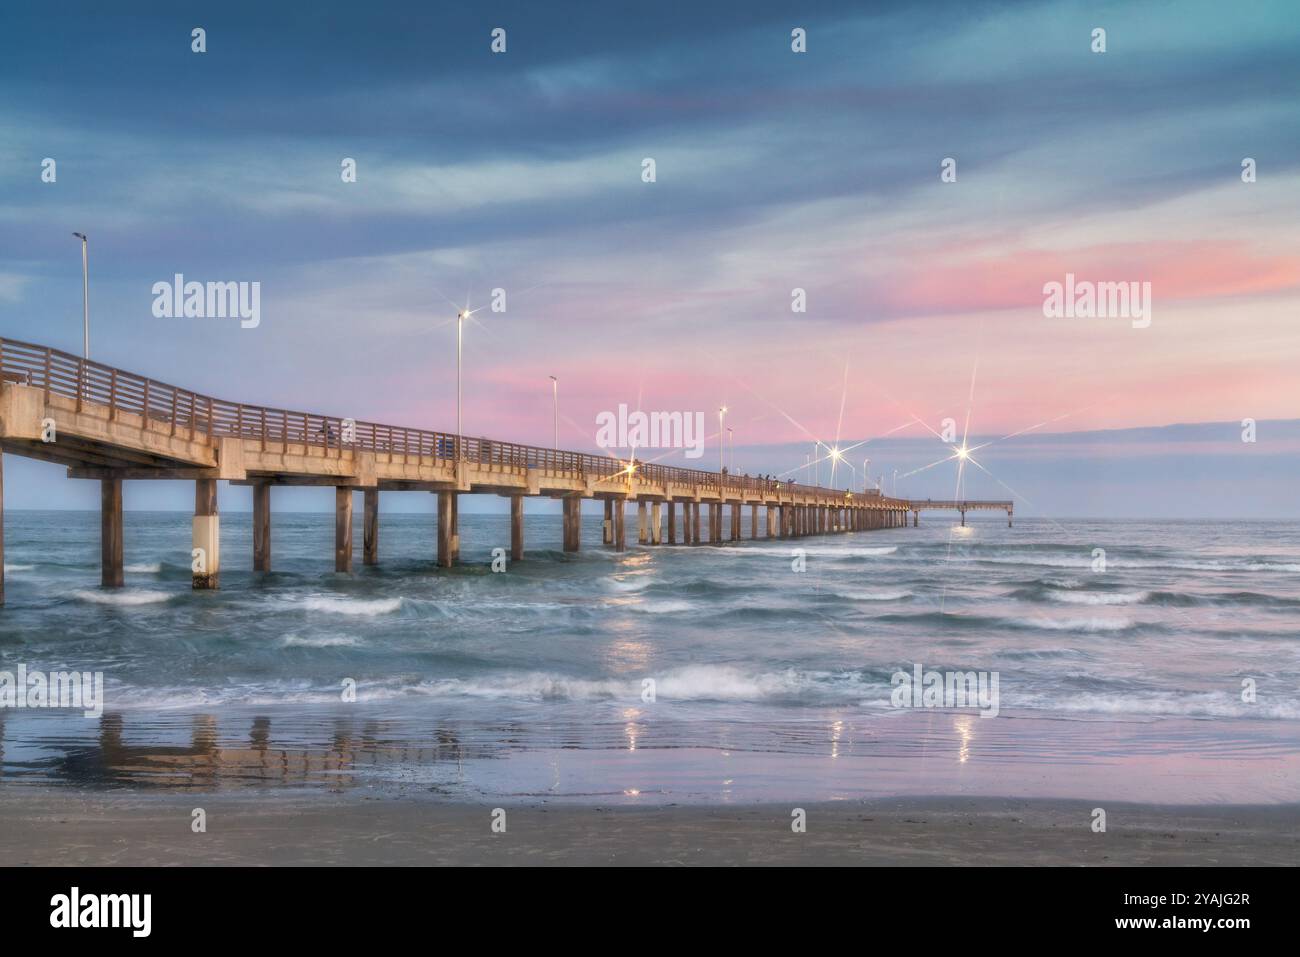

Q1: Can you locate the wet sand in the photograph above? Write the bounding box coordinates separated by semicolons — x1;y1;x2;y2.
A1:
1;790;1296;865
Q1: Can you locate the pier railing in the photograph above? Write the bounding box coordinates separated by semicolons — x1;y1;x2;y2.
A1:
0;337;895;504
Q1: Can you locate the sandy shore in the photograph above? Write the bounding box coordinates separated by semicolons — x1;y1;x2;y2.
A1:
1;789;1296;865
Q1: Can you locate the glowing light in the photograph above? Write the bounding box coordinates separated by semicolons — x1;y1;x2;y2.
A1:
957;445;969;460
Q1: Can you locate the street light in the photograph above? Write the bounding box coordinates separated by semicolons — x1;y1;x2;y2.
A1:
718;406;727;473
72;232;88;358
863;457;870;493
727;427;734;473
548;375;558;451
456;309;467;459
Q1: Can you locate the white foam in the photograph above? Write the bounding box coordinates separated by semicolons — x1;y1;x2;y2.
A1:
721;545;897;557
3;564;34;572
298;595;402;616
280;634;362;648
1047;590;1148;606
1035;617;1133;632
72;589;173;606
835;589;912;601
125;562;162;574
1022;691;1300;721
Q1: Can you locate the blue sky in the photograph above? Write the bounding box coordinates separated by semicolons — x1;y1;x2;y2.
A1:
1;0;1298;514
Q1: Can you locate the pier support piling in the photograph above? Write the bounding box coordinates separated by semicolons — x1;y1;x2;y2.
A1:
651;501;662;545
253;482;272;572
335;487;353;573
603;499;613;544
192;477;218;589
0;453;5;605
363;489;378;566
667;501;677;544
612;498;625;552
510;494;524;561
563;496;582;552
101;477;124;588
437;491;455;568
450;493;460;561
638;501;648;544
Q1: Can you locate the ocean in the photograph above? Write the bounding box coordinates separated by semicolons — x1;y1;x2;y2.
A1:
1;510;1297;804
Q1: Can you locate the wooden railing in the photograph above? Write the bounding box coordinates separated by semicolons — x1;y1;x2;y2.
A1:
0;336;914;505
906;499;1014;510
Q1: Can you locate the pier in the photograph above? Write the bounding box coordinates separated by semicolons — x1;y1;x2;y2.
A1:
0;338;1012;602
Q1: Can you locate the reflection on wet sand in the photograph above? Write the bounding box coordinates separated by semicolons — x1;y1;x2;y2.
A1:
18;712;500;791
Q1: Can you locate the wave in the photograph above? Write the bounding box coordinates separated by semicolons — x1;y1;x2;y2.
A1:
1046;589;1149;606
831;588;913;601
71;589;174;606
1013;583;1300;609
605;576;653;593
125;562;163;574
954;552;1300;572
3;564;34;572
1035;617;1134;632
298;596;403;616
631;599;695;614
280;634;362;648
1020;690;1300;721
717;545;897;557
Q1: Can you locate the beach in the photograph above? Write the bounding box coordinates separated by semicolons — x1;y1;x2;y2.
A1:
3;790;1296;866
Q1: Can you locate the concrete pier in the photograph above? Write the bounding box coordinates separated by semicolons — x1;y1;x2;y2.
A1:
0;337;1014;595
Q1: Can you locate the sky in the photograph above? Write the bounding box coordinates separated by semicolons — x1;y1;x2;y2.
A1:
1;0;1297;514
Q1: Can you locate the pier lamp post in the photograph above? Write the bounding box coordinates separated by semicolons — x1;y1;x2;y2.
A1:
549;375;558;451
727;427;734;473
72;232;89;358
455;309;467;459
863;458;870;492
718;406;727;473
